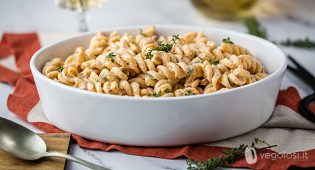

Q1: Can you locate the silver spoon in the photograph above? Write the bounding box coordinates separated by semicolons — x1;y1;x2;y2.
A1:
0;117;111;170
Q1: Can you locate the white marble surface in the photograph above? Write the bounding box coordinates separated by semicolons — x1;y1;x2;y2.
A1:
0;0;315;169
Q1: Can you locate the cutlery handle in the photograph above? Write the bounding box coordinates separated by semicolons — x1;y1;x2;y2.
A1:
44;151;111;170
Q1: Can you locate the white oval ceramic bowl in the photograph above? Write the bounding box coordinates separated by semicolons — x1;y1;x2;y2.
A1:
30;25;287;146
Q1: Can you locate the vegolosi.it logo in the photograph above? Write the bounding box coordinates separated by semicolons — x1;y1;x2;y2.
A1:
244;147;309;164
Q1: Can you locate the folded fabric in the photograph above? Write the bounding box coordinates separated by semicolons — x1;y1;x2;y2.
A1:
1;33;315;170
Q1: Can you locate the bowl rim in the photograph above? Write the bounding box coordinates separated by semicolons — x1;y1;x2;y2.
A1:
30;24;287;102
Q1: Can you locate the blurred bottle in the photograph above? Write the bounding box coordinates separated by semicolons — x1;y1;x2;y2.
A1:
191;0;258;20
55;0;107;32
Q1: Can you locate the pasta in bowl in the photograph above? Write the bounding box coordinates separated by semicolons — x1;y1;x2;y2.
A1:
30;25;286;146
42;26;268;97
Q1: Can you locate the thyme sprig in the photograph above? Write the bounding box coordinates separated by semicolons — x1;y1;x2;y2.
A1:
244;16;267;39
244;16;315;49
280;38;315;49
186;138;276;170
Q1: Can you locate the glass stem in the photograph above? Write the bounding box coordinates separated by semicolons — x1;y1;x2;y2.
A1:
78;11;88;32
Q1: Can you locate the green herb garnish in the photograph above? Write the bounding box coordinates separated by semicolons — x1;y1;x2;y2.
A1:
146;35;179;59
244;16;315;49
280;38;315;49
78;72;84;78
139;29;146;36
156;40;173;52
164;88;170;93
172;34;180;45
209;58;219;65
57;65;64;72
146;73;154;79
222;37;234;44
146;49;154;59
153;91;161;97
184;90;193;96
186;138;276;170
186;66;195;77
244;16;267;39
106;52;116;62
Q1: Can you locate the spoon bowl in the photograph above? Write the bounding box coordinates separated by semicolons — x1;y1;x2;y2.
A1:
0;117;110;170
0;118;46;160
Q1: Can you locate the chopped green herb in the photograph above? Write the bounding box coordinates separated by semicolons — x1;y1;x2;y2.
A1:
244;16;267;39
186;66;195;77
171;34;180;45
164;88;170;93
192;57;203;64
57;65;64;72
186;138;276;170
197;57;203;61
222;37;234;44
280;38;315;49
146;73;154;79
139;29;146;36
106;52;116;62
184;90;193;96
146;49;154;59
209;58;219;65
156;40;173;52
78;72;84;78
146;39;176;58
153;91;161;97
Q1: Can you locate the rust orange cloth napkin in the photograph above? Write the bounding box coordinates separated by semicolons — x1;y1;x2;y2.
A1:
1;33;315;170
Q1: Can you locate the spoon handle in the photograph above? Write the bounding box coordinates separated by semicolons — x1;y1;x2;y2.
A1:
44;151;111;170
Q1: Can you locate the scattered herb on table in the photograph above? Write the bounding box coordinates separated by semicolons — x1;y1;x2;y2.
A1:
280;38;315;49
186;138;276;170
244;16;315;49
222;37;234;44
57;65;64;72
244;16;267;39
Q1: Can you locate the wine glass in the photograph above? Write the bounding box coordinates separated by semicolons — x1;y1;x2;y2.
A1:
55;0;107;32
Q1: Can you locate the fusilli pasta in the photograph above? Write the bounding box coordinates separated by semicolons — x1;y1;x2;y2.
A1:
42;26;268;97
